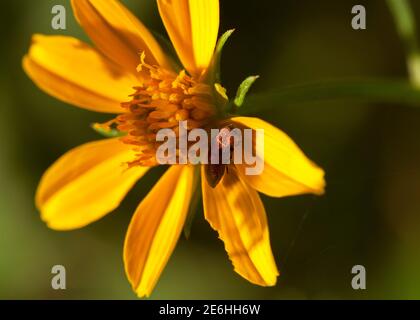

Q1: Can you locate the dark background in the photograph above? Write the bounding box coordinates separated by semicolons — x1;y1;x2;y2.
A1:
1;0;420;299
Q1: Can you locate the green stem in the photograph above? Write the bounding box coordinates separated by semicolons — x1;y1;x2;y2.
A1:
387;0;420;87
237;79;420;115
183;166;202;240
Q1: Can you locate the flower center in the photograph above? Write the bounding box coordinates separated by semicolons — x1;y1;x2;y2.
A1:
116;55;217;167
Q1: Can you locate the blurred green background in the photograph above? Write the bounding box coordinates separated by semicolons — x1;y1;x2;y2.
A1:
1;0;420;299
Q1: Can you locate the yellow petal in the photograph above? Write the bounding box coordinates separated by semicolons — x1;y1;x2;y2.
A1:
124;165;195;297
202;167;279;286
23;35;138;113
157;0;219;76
233;117;326;198
36;138;149;230
71;0;172;72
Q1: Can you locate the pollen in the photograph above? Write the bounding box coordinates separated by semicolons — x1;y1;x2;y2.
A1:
116;53;217;167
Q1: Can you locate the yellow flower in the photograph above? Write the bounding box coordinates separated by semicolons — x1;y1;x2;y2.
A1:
23;0;326;297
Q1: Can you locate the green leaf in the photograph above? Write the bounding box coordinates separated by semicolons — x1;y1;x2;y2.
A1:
387;0;420;87
234;75;260;108
91;123;126;138
204;29;235;84
236;79;420;115
183;166;202;239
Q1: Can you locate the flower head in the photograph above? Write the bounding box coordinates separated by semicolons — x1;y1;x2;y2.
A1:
23;0;325;298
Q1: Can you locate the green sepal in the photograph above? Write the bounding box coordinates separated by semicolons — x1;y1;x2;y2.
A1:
151;30;183;73
213;83;229;113
91;123;126;138
234;75;260;108
204;29;235;85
